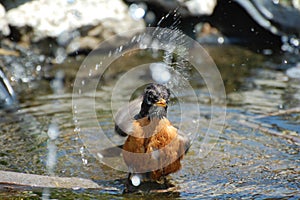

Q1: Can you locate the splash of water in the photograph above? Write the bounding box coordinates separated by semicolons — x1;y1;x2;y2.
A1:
72;9;226;173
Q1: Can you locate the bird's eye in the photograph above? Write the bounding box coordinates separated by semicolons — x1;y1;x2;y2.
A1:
147;93;154;101
146;91;159;104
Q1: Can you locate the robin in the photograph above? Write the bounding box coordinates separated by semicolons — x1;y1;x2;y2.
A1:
114;83;190;189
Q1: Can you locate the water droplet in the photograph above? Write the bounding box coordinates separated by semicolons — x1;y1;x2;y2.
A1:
131;36;137;43
281;35;288;42
139;35;152;49
150;62;171;84
55;47;67;64
145;11;156;24
50;70;65;94
217;37;225;44
129;3;146;20
88;69;93;77
80;146;85;154
48;123;60;140
157;16;165;26
46;141;57;175
118;45;123;52
192;119;199;124
262;49;273;55
290;37;299;47
36;65;41;72
82;158;88;165
131;175;141;186
97;153;103;160
74;127;80;132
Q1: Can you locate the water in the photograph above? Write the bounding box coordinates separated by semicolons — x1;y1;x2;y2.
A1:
0;43;299;198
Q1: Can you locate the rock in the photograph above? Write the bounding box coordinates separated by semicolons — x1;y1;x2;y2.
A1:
0;3;10;36
184;0;217;16
2;0;144;53
0;170;106;189
125;0;217;18
293;0;300;10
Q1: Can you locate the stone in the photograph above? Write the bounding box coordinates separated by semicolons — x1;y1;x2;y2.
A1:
293;0;300;10
124;0;217;17
0;3;10;36
3;0;144;49
184;0;217;16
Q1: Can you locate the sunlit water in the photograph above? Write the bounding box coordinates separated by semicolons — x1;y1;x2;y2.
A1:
0;44;299;199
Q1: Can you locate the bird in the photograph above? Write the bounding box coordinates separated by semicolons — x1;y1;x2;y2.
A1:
114;83;190;190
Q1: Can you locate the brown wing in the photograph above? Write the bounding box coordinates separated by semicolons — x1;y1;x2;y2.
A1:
114;96;142;136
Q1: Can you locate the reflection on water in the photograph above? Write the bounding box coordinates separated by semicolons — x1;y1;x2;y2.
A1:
0;44;299;199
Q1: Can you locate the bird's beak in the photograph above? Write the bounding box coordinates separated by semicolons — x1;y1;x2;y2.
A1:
155;98;167;107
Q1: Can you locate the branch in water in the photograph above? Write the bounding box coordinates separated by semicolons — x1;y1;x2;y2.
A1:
254;107;300;119
0;170;117;191
239;119;300;145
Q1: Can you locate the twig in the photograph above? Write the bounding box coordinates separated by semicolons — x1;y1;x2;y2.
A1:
239;119;300;145
254;107;300;119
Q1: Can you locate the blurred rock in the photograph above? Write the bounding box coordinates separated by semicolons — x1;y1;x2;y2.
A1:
0;38;49;85
184;0;217;16
0;3;10;36
125;0;300;53
125;0;217;18
293;0;300;10
1;0;144;53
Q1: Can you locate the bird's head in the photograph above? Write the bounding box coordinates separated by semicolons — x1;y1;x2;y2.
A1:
139;83;170;119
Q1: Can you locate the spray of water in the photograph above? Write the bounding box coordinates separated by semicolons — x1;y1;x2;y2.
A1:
42;70;64;199
72;10;226;177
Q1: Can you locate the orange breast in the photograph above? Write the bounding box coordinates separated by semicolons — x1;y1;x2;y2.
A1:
122;117;185;180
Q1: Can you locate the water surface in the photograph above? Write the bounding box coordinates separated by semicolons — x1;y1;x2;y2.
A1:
0;44;299;199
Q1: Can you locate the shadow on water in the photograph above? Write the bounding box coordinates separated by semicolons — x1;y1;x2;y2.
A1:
0;43;299;199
